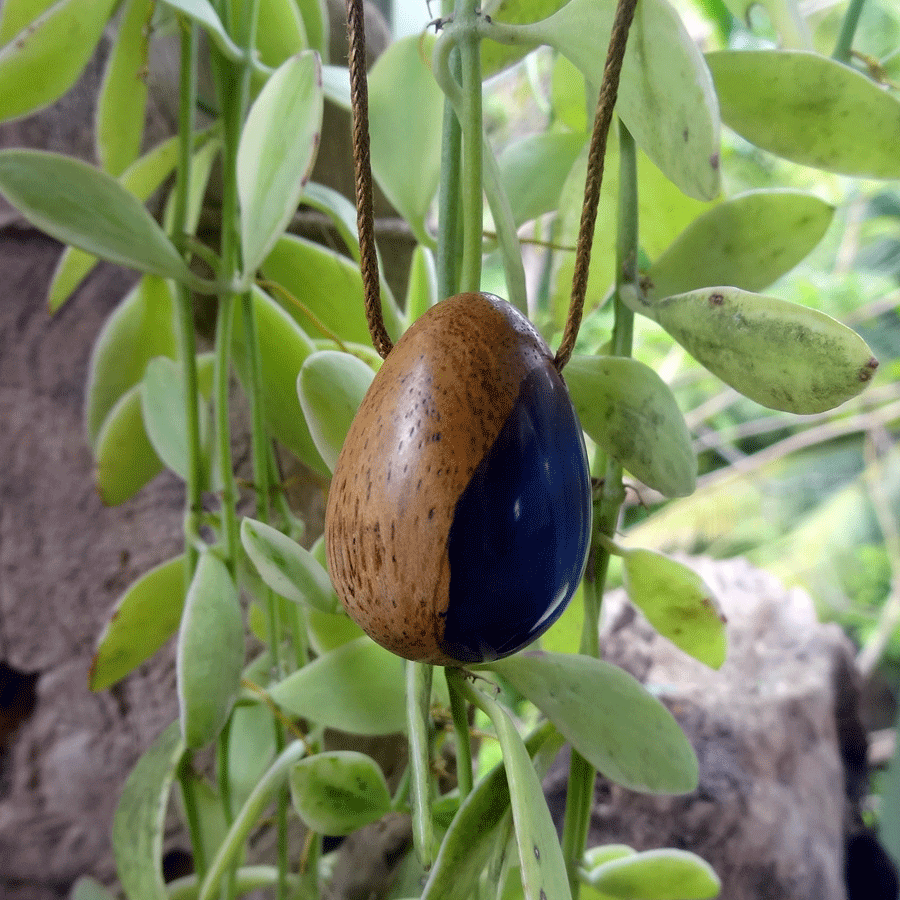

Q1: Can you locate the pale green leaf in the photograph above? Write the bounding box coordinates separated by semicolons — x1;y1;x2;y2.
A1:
0;0;118;121
90;555;185;692
160;0;244;62
638;287;879;413
707;49;900;178
564;355;696;497
227;703;276;811
96;0;151;175
0;150;192;281
112;723;184;900
269;636;406;735
480;0;569;77
588;848;720;898
488;652;699;794
368;35;443;236
85;276;178;449
306;608;365;655
238;51;323;276
647;190;834;302
255;0;307;67
297;350;375;472
289;751;391;835
295;0;328;57
721;0;809;48
240;517;338;612
405;244;437;324
70;877;116;900
621;550;727;668
177;551;244;749
0;0;57;44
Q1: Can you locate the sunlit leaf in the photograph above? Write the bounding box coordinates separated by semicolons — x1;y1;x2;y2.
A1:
636;287;879;413
488;652;699;794
707;49;900;178
269;636;406;735
587;848;720;898
177;551;244;749
297;350;375;472
90;555;186;691
112;723;184;900
0;0;117;121
238;51;323;277
289;751;391;835
565;354;696;497
0;150;192;281
96;0;151;176
621;549;727;668
0;0;57;43
255;0;307;67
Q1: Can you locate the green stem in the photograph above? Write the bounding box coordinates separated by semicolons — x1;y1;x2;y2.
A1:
168;866;301;900
833;0;867;62
197;740;309;900
178;762;208;882
407;661;436;866
446;667;473;800
436;46;464;301
560;119;638;900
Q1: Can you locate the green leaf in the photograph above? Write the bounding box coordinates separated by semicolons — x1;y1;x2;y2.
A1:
238;51;323;277
488;652;699;794
112;723;184;900
368;35;443;238
240;517;338;612
255;0;307;67
405;244;437;324
421;723;565;900
85;276;178;449
720;0;809;48
0;150;192;281
48;136;181;313
637;287;879;413
95;384;165;505
306;608;365;655
587;848;720;898
479;0;570;77
261;234;372;343
706;50;900;178
295;0;327;56
231;286;329;476
564;355;696;498
289;750;391;835
621;550;727;669
160;0;244;62
269;636;406;735
297;350;375;472
163;136;221;239
647;190;834;302
227;703;276;811
499;131;587;228
521;0;721;200
96;0;151;175
70;877;116;900
177;551;244;749
0;0;57;43
0;0;118;121
90;555;186;692
583;845;636;871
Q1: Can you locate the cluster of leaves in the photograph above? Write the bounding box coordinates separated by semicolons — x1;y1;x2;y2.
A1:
0;0;895;897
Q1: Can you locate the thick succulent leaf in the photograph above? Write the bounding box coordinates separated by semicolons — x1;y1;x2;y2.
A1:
85;276;178;449
289;751;391;835
647;190;834;302
479;0;569;77
0;0;117;121
95;385;165;505
488;652;699;794
48;136;180;313
564;354;696;497
238;51;323;277
587;848;720;898
255;0;307;67
231;286;329;476
112;723;184;900
621;549;727;668
421;723;565;900
706;50;900;178
90;555;186;691
499;130;587;227
268;636;406;735
297;350;375;472
306;608;366;654
638;287;879;413
240;517;338;612
405;244;437;324
227;703;276;812
368;35;443;238
177;551;244;749
96;0;151;176
522;0;721;200
0;150;192;281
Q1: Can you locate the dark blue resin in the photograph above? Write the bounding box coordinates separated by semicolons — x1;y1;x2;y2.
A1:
441;364;592;663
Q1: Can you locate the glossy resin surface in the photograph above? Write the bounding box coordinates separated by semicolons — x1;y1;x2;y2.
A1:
326;292;592;665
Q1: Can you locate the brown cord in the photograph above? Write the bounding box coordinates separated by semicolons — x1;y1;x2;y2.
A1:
347;0;394;358
554;0;638;372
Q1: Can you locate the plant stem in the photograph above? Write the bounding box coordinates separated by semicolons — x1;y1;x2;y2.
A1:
833;0;867;62
178;759;208;882
436;45;464;302
168;866;301;900
446;667;474;800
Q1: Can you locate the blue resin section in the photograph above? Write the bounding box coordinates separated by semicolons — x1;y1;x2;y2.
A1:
441;364;592;663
